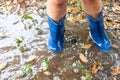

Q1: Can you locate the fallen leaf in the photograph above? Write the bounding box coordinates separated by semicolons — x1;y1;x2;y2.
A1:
111;65;120;75
75;13;86;21
114;19;120;23
18;0;24;3
111;32;117;38
67;6;79;13
86;35;91;42
86;27;90;30
109;25;116;30
79;53;88;63
0;63;7;71
80;19;88;23
112;44;119;49
19;0;26;14
75;15;82;21
19;0;25;8
43;71;51;76
114;11;120;14
13;0;18;4
92;63;99;74
6;1;11;6
26;55;37;63
114;4;120;11
82;44;92;49
105;21;111;27
67;16;74;22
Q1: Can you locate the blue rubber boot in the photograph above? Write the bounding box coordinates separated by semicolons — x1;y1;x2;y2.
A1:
85;11;111;51
47;15;65;53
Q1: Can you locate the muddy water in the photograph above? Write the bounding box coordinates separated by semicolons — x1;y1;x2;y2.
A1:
0;5;120;80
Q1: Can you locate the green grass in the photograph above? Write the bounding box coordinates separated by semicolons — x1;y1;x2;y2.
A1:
19;45;25;52
15;37;26;52
45;57;50;70
39;57;50;72
23;14;33;20
76;60;92;80
21;64;32;77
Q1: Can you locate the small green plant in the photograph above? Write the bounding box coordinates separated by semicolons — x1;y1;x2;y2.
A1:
45;57;50;70
15;36;24;46
35;27;43;35
25;64;32;73
86;74;91;80
15;36;26;52
103;61;108;65
64;23;67;27
35;27;40;30
75;0;82;9
21;64;32;77
76;60;84;69
39;57;50;72
76;61;91;80
23;14;34;21
19;45;25;52
67;63;72;68
16;39;22;46
30;75;36;80
79;46;83;53
67;0;71;5
82;69;91;80
68;0;82;9
5;2;8;13
39;68;44;72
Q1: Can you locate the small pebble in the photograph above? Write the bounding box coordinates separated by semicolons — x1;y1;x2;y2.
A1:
73;68;79;73
43;71;51;76
26;55;37;63
53;76;61;80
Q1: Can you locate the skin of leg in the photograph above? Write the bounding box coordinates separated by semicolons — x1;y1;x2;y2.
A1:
46;0;68;22
81;0;103;19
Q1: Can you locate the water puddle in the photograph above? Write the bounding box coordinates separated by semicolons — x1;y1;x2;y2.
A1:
0;2;120;80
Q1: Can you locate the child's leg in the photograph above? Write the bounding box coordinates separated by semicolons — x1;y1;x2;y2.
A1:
81;0;111;51
46;0;67;53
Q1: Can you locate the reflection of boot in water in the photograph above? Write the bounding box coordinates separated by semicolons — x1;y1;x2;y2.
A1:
85;11;111;51
47;15;66;53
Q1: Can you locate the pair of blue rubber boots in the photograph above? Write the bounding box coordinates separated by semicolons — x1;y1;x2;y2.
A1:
47;11;111;53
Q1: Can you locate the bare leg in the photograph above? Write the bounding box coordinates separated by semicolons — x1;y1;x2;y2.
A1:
81;0;102;19
46;0;67;22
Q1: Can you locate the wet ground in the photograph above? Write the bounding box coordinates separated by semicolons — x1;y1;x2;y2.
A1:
0;0;120;80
